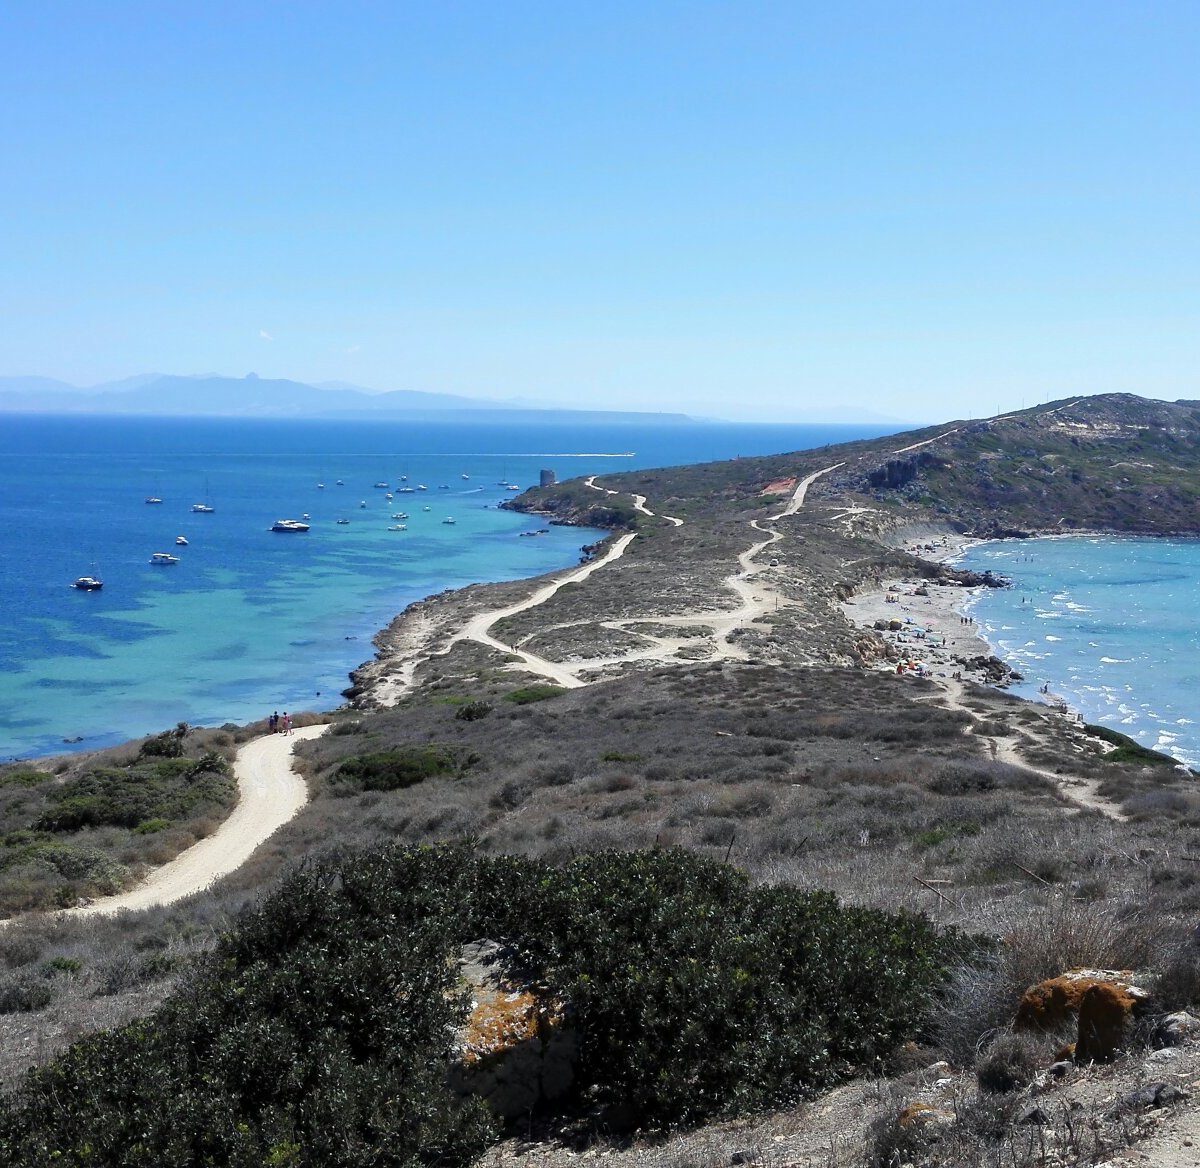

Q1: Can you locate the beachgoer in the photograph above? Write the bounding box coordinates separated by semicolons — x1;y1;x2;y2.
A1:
283;712;292;735
269;711;278;733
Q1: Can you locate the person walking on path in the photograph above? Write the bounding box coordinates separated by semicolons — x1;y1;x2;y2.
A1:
282;711;292;735
269;711;278;734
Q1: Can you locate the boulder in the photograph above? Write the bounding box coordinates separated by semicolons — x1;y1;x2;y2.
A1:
449;940;577;1118
1154;1009;1200;1048
1016;968;1152;1064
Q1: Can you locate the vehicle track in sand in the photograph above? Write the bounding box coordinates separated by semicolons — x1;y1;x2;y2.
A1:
58;725;327;917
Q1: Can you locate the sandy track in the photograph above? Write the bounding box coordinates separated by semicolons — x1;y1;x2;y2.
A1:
65;725;325;917
448;532;639;688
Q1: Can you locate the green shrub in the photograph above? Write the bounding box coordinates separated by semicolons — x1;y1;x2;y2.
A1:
503;685;566;705
0;846;967;1155
455;701;493;722
1086;723;1181;767
331;745;476;794
0;771;50;790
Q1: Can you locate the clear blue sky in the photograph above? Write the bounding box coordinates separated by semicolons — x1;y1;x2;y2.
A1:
2;2;1197;422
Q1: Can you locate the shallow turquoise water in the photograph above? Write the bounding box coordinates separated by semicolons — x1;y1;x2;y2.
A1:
1;414;895;759
956;536;1200;767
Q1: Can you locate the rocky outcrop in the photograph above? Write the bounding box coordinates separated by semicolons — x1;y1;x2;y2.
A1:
449;940;577;1118
1016;968;1152;1063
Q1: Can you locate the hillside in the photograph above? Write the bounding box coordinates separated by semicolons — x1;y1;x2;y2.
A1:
3;392;1200;1166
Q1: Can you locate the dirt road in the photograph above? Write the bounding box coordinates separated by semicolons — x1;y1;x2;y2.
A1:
66;725;325;917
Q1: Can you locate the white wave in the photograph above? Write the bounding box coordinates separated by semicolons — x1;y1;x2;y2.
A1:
1045;635;1062;642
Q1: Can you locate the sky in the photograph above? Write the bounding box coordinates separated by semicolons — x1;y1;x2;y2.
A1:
2;2;1198;423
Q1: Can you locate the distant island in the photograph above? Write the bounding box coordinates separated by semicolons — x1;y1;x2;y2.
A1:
0;371;700;424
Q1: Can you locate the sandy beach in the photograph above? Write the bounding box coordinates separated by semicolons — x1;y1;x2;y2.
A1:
837;528;1025;686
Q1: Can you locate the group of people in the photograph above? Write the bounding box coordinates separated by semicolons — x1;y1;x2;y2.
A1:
268;710;292;735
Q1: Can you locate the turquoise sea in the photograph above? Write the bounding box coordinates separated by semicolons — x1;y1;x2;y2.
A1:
0;414;894;760
956;536;1200;768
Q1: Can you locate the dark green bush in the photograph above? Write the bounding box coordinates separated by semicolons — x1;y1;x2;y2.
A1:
455;701;493;722
1086;723;1181;767
503;685;566;705
331;745;476;794
0;846;966;1157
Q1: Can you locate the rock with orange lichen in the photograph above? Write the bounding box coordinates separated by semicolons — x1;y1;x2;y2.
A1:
449;940;577;1118
1015;968;1152;1065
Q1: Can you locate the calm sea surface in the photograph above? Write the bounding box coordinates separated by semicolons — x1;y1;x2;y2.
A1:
0;414;894;759
956;536;1200;767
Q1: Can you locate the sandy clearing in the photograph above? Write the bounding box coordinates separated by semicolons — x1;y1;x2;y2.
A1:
64;725;326;917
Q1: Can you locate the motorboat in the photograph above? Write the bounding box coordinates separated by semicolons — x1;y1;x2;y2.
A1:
442;517;456;525
506;484;521;491
385;493;393;500
397;486;416;493
359;500;367;508
145;496;163;504
271;519;310;533
373;482;389;489
191;503;214;513
417;484;428;491
387;524;407;531
336;518;351;525
301;513;311;520
317;482;325;489
392;512;409;519
438;484;449;489
422;505;432;512
71;576;103;591
150;552;180;565
175;536;188;546
461;473;470;480
336;479;345;486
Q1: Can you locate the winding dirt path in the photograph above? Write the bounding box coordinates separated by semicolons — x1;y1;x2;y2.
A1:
446;533;638;688
933;681;1124;820
65;725;326;917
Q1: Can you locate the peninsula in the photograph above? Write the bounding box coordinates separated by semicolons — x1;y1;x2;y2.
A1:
3;392;1200;1166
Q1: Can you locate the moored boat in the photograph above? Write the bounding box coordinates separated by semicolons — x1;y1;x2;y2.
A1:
175;536;188;546
149;552;180;565
71;575;103;591
271;519;311;533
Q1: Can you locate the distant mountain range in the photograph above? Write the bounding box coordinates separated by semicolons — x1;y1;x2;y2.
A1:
0;373;696;424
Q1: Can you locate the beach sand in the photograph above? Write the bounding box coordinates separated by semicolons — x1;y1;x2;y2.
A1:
837;529;1020;686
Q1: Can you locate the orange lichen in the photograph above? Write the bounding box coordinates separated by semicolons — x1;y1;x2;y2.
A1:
1016;969;1138;1031
897;1102;951;1129
459;988;564;1067
1076;982;1138;1063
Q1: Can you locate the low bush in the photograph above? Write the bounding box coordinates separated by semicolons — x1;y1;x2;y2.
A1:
0;845;968;1157
1086;724;1180;768
502;685;566;705
454;701;493;722
330;745;477;794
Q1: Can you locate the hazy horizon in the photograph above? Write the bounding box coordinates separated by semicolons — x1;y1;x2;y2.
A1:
3;4;1197;422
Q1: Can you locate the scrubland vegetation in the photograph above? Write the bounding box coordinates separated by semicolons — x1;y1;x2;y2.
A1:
6;395;1200;1164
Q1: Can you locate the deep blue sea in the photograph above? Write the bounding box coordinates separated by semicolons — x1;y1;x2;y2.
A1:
956;536;1200;767
0;414;894;759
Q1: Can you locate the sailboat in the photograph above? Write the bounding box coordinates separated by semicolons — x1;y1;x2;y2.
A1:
191;478;215;513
